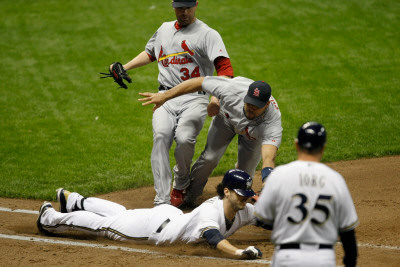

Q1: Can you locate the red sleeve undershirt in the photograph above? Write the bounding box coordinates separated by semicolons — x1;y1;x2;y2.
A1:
147;53;156;62
214;57;234;77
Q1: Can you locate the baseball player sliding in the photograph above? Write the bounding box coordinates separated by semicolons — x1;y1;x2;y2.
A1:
111;0;233;207
37;169;265;260
254;122;359;267
139;76;282;207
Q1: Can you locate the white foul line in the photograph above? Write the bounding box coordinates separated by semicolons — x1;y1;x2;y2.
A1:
0;206;38;214
0;234;270;264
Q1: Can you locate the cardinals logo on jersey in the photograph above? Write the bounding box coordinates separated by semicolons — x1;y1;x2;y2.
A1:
158;41;195;67
181;40;194;56
241;126;256;140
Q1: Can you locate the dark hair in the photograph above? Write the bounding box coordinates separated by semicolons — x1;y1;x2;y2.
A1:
216;183;225;199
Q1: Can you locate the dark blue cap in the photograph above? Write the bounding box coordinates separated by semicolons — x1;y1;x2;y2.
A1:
222;169;255;197
172;0;197;8
297;121;327;151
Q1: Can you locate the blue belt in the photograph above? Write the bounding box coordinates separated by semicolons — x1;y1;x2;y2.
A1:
158;85;206;95
279;243;333;249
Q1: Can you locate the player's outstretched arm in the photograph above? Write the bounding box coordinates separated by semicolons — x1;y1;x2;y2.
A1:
138;77;205;112
123;51;153;71
202;229;262;260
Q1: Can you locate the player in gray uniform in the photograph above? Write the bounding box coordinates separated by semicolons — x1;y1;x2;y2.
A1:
254;122;359;267
139;76;282;207
37;169;263;260
115;0;233;207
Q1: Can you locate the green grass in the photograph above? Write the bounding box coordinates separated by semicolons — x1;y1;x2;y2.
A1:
0;0;399;199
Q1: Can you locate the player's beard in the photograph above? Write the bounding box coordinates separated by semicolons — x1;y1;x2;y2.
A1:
177;14;195;26
229;196;247;211
243;106;266;120
244;106;257;120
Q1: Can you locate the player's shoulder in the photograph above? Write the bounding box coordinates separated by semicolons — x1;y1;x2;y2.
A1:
159;21;176;29
275;160;345;181
200;196;221;207
196;197;223;216
268;161;305;180
194;19;223;36
233;76;254;83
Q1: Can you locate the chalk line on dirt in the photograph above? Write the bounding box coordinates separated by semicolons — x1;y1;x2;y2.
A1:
0;233;270;264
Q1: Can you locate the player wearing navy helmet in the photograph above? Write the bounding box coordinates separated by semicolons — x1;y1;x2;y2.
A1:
37;169;263;260
254;122;359;267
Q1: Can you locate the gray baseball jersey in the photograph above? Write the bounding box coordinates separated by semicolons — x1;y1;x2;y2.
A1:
144;19;231;205
39;193;256;245
254;160;359;266
202;76;282;147
146;19;229;89
185;76;282;203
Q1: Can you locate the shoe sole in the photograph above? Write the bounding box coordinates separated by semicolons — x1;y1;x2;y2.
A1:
37;202;52;235
56;188;67;213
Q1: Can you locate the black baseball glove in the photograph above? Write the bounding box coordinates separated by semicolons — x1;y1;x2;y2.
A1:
100;62;132;89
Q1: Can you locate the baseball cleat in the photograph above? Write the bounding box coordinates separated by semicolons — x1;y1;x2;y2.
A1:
56;188;71;213
37;202;53;235
170;189;186;208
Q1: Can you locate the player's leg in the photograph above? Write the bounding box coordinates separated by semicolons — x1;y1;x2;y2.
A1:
172;98;208;190
236;135;262;176
185;114;236;205
38;206;154;242
151;104;176;205
65;192;127;216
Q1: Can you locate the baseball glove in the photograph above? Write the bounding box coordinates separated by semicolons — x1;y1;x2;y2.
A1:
100;62;132;89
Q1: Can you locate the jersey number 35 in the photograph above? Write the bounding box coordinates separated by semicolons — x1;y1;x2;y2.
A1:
288;194;332;225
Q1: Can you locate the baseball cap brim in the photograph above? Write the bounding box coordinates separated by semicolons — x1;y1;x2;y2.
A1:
234;188;256;197
172;2;197;8
244;95;267;108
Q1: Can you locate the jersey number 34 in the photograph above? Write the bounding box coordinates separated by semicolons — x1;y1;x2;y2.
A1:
288;194;332;225
180;66;200;81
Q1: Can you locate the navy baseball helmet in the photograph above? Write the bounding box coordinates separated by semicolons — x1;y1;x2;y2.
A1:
222;169;255;197
297;121;327;151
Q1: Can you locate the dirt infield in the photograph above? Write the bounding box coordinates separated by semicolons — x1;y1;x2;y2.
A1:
1;156;399;266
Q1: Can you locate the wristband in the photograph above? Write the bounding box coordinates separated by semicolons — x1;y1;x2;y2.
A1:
261;167;274;183
235;249;244;256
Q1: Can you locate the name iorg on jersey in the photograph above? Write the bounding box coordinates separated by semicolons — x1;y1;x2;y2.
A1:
299;173;325;187
160;55;194;67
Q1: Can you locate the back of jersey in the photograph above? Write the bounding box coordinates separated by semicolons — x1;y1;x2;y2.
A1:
254;160;359;245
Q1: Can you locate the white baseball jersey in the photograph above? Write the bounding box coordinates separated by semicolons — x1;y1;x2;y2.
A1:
39;193;256;245
254;160;359;266
254;160;359;244
146;19;229;90
153;196;256;244
202;76;282;147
